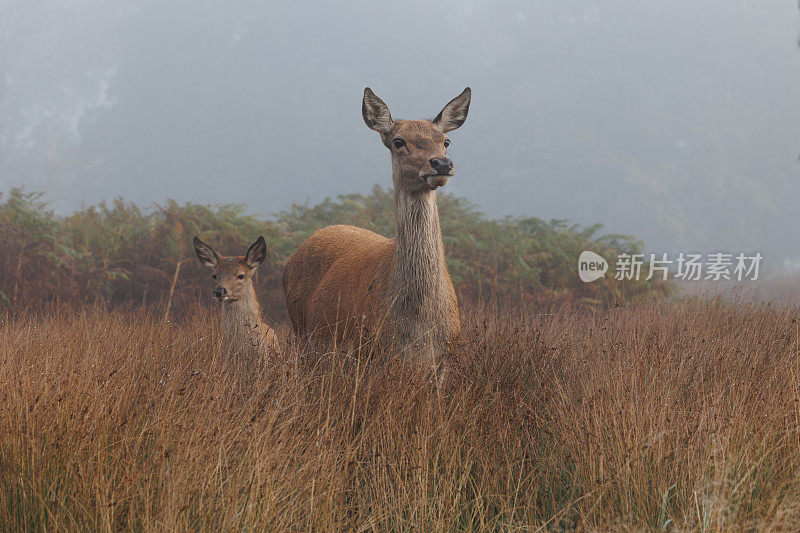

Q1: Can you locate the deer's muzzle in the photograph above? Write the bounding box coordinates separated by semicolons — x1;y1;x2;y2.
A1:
423;174;451;189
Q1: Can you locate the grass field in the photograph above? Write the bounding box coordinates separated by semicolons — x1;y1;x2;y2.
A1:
2;298;799;530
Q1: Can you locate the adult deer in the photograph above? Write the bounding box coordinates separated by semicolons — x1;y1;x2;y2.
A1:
283;87;471;370
193;236;280;356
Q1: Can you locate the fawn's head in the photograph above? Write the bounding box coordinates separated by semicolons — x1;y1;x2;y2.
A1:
192;236;267;302
362;87;471;193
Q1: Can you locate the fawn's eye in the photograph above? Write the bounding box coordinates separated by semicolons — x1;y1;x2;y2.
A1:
392;138;405;149
237;274;245;280
211;274;217;280
444;139;450;148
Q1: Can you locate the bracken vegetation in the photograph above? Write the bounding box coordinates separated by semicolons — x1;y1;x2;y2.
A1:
2;298;799;530
0;187;668;319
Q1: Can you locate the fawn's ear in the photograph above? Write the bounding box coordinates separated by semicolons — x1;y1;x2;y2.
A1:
193;236;221;269
245;236;267;269
362;87;393;135
433;87;471;132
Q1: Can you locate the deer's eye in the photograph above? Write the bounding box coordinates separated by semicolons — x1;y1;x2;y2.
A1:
444;139;450;148
392;138;405;149
211;274;217;280
237;274;245;280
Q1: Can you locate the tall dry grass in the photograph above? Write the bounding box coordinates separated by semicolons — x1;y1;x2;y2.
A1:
1;298;799;530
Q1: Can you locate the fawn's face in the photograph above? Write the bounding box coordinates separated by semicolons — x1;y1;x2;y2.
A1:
192;236;267;302
208;257;255;301
362;87;471;194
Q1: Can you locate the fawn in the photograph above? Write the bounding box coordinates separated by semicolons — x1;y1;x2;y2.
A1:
193;236;280;356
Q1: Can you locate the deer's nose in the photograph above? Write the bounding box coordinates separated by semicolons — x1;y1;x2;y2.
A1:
213;287;226;299
429;157;454;175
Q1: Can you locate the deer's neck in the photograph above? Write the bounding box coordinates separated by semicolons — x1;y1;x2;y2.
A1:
220;284;264;351
392;182;450;333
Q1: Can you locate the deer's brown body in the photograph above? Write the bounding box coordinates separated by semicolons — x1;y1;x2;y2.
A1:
193;236;280;356
283;88;471;365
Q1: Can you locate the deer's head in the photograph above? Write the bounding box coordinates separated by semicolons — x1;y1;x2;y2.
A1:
192;236;267;302
362;87;471;193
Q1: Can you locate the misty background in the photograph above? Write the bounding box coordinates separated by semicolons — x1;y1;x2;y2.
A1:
2;0;799;267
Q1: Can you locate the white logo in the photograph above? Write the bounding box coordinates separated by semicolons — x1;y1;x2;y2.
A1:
578;251;762;282
579;251;608;283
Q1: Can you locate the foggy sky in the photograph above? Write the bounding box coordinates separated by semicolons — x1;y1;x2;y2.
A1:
2;0;799;265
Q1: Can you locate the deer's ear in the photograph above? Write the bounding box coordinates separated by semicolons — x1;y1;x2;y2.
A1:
193;236;221;269
362;87;393;134
245;236;267;269
433;87;471;132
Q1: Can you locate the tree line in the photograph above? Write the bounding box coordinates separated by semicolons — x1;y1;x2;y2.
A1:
0;187;669;319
